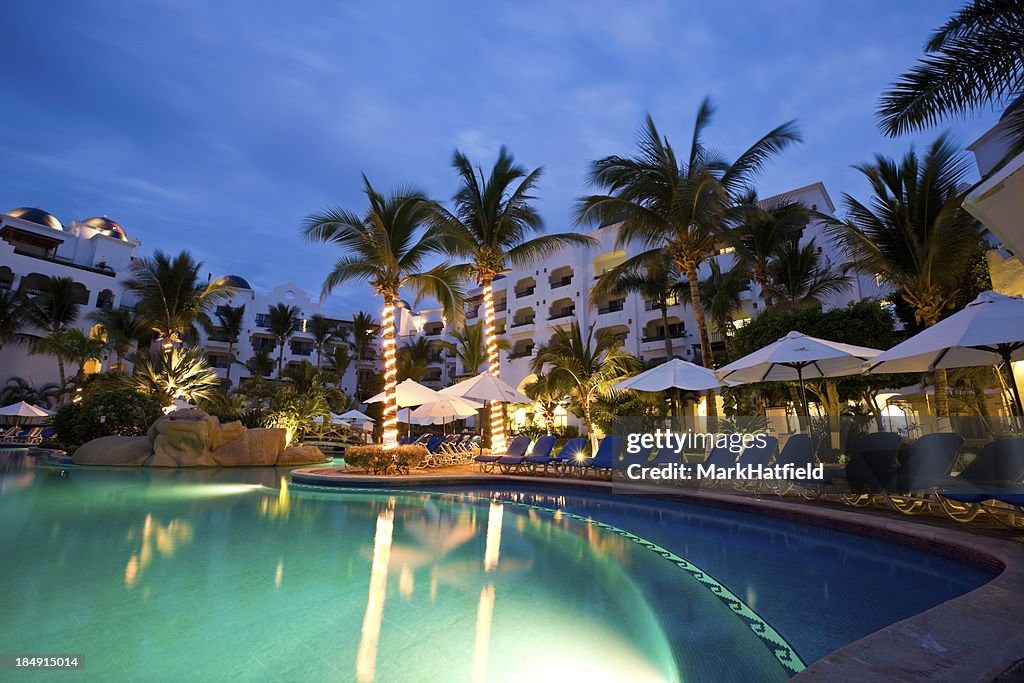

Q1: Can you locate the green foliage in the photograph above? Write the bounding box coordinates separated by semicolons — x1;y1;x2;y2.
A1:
54;389;163;446
125;346;222;404
344;445;426;474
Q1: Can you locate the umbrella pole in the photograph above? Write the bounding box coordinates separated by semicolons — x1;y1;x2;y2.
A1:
797;365;810;433
1000;347;1024;419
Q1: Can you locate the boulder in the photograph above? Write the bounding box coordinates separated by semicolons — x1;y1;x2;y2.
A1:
211;428;286;466
276;445;328;466
210;420;245;449
151;415;218;467
73;435;153;466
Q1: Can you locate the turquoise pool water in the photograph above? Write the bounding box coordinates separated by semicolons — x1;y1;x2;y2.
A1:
0;452;992;682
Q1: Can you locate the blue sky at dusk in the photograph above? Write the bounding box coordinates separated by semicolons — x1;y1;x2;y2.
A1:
0;1;1002;315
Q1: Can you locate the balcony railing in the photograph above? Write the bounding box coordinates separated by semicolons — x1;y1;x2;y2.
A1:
467;308;479;319
549;276;573;289
509;347;534;359
511;317;535;328
597;299;625;315
424;327;443;336
514;286;535;298
548;308;575;320
495;301;507;312
641;328;685;342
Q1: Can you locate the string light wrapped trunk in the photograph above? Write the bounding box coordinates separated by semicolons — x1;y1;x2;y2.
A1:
482;280;506;454
380;297;399;450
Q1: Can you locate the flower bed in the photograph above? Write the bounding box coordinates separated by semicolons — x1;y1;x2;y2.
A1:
344;445;428;475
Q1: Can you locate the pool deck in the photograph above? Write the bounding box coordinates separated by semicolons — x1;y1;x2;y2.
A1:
291;464;1024;682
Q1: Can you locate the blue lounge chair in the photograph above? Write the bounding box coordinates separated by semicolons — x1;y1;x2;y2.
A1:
680;443;740;486
883;433;963;514
579;436;625;477
938;438;1024;521
545;438;588;475
839;431;902;501
499;435;556;473
474;435;531;473
771;433;821;495
732;435;779;490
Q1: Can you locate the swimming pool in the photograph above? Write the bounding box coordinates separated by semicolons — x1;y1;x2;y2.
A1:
0;452;992;682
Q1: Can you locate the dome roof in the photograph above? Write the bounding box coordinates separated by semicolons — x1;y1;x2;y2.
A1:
7;207;63;231
81;216;128;240
215;275;252;290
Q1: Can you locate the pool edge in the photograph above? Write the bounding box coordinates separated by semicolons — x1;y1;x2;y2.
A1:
290;468;1024;682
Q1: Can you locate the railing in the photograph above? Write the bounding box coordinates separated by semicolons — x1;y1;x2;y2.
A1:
515;286;535;298
467;308;479;319
598;299;625;315
548;308;575;320
511;317;535;328
495;301;507;312
424;327;443;336
11;249;117;277
549;276;572;288
641;328;685;342
509;346;534;359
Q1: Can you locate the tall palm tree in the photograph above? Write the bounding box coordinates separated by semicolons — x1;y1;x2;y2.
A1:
122;250;234;347
349;311;378;401
303;177;465;448
727;194;809;307
680;260;751;351
877;0;1024;153
532;321;641;451
209;304;245;383
59;328;108;389
522;373;568;432
435;147;594;452
765;237;853;311
87;307;145;372
267;303;301;377
0;289;24;355
326;344;352;389
591;249;685;362
308;314;336;367
247;346;275;379
20;275;82;398
439;322;511;377
825;134;983;417
577;100;801;415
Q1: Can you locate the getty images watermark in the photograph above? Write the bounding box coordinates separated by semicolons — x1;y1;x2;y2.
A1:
620;427;825;483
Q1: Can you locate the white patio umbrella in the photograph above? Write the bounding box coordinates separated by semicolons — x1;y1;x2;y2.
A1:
716;331;883;416
365;378;445;438
868;291;1024;415
0;401;51;425
443;371;531;404
337;409;375;423
408;396;484;430
614;358;723;392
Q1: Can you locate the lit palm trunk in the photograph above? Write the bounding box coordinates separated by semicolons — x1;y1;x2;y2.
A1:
482;280;506;454
381;298;399;449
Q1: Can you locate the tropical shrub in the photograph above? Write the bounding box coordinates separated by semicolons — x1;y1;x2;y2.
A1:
53;388;163;446
344;445;427;474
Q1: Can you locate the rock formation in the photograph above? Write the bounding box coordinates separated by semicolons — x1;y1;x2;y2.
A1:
72;408;327;468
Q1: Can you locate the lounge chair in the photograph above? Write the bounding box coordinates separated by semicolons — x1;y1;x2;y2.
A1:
680;443;740;487
838;431;902;505
732;436;780;490
1;428;31;444
938;438;1024;522
474;435;531;473
578;436;625;478
545;438;589;475
498;435;556;473
883;433;963;514
771;433;821;495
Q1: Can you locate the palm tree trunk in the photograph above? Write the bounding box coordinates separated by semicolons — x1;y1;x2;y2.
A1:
56;356;66;403
226;341;234;383
277;340;285;377
933;368;951;417
659;298;680;418
481;278;506;453
583;399;598;454
684;263;717;418
381;294;399;449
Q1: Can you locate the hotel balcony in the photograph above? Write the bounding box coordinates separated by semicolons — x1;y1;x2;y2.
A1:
548;265;574;289
597;298;625;315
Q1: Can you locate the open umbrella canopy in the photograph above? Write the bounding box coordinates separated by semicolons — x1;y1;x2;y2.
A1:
0;401;51;421
365;379;444;407
407;396;483;422
868;291;1024;415
336;409;375;423
614;358;723;392
717;331;883;383
443;370;531;404
869;291;1024;371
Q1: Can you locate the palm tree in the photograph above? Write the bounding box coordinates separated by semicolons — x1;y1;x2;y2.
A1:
765;237;853;311
126;346;221;405
122;250;234;347
349;311;378;401
398;336;434;382
825;134;983;417
266;303;301;377
247;346;275;379
439;322;511;377
209;304;245;383
20;275;82;398
877;0;1024;153
591;250;685;362
577;101;801;415
522;373;568;433
59;328;108;389
87;308;145;372
727;194;809;307
435;147;594;452
0;376;61;408
326;344;352;388
532;321;641;451
303;177;465;448
680;260;750;351
0;289;24;354
308;314;337;367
